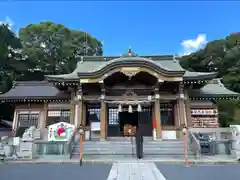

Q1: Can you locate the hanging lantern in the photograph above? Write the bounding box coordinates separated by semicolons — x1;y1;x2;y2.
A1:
137;104;142;112
118;104;122;112
128;105;133;113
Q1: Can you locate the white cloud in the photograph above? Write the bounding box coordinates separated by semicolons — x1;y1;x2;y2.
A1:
0;16;14;30
180;34;207;56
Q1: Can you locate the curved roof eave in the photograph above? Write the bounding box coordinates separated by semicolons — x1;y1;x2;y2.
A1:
77;57;186;77
44;71;79;81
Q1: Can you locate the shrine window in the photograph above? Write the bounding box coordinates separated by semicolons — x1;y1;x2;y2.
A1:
18;113;39;128
86;103;100;126
160;103;174;126
108;108;119;125
47;110;70;126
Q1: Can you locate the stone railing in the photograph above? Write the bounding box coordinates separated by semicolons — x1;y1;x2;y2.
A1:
230;125;240;160
0;126;73;160
187;130;201;158
34;140;69;156
67;129;79;159
188;127;234;157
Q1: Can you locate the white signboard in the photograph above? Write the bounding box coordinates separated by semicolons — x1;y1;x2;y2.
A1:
48;122;75;141
191;109;218;116
91;122;100;131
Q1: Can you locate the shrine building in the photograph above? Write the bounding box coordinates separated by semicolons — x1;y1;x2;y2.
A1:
0;49;238;140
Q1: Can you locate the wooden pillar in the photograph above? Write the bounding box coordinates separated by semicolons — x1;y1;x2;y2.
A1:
174;102;180;127
39;103;47;139
154;94;161;138
82;102;86;126
77;84;83;127
42;103;47;128
185;92;192;127
70;100;75;125
178;82;187;126
100;100;107;140
152;104;155;123
77;100;83;127
100;82;107;140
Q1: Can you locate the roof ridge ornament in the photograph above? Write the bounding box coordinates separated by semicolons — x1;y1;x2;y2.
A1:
122;47;138;57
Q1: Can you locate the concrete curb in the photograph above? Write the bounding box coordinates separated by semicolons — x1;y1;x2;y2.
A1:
1;159;240;165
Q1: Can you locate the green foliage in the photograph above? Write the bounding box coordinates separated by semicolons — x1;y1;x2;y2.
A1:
216;100;236;127
19;21;103;75
0;22;103;120
180;33;240;126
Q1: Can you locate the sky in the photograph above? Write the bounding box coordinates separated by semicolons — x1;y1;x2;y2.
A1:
0;1;240;56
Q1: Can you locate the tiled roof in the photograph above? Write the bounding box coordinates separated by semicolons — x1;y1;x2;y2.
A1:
188;79;239;98
45;55;216;81
0;81;70;100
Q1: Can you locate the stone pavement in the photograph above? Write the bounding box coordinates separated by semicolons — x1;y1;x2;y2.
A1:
107;162;166;180
2;154;239;164
1;162;240;180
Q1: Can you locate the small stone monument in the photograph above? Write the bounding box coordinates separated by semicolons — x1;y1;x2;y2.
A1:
19;126;36;159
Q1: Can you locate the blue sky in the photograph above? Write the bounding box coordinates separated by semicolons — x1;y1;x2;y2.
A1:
0;1;239;56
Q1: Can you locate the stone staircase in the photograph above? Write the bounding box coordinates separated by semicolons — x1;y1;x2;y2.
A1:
71;137;195;159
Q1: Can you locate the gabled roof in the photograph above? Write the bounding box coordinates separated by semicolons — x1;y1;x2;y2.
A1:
189;79;239;99
0;81;70;101
45;49;217;82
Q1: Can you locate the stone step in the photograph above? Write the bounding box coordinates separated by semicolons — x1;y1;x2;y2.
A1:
71;154;196;159
71;139;195;157
72;148;194;155
78;146;186;150
76;145;188;150
83;139;184;143
72;150;191;155
81;142;185;145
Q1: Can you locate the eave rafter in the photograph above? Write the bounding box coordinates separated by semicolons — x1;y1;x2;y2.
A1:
0;99;70;103
189;96;239;100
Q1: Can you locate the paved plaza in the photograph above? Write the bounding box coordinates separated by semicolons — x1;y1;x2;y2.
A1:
1;162;240;180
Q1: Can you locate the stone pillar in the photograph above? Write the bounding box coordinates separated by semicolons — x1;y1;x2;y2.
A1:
154;93;161;138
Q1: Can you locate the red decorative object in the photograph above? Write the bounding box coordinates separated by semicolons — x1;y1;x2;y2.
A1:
153;120;157;129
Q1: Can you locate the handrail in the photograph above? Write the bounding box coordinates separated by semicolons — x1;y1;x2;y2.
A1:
187;129;201;158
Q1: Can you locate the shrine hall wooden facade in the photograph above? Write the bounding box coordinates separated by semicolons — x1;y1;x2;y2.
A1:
0;49;239;140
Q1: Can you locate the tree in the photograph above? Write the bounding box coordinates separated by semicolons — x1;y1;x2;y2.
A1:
19;22;103;78
0;24;23;93
0;24;23;120
179;32;240;126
